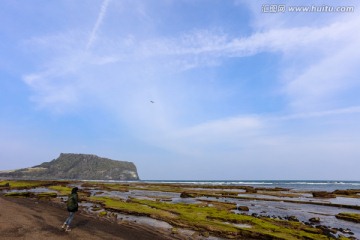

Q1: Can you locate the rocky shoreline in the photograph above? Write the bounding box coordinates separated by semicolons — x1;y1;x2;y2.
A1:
1;180;359;239
0;194;175;240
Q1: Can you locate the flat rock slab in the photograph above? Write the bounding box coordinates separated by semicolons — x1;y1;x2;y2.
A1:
0;196;173;240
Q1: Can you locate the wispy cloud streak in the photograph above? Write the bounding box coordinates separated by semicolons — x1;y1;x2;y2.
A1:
86;0;110;50
269;106;360;121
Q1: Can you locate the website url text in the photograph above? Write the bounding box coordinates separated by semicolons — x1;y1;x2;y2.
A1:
262;5;355;13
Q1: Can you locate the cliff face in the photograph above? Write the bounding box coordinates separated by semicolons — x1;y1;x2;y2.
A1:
0;153;139;180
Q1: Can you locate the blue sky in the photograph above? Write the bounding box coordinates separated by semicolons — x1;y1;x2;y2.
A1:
1;0;359;180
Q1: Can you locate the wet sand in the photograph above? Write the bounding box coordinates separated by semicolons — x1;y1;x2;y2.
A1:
0;196;175;240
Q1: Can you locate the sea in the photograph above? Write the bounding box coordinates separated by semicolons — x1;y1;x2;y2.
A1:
138;180;360;192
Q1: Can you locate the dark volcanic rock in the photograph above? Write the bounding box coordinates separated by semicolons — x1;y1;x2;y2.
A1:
0;153;139;181
244;186;257;193
180;192;196;198
312;191;336;198
336;213;360;223
332;189;360;195
309;217;321;223
237;206;250;211
0;182;10;188
286;216;299;222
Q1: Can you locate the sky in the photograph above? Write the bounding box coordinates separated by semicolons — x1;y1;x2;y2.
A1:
1;0;359;180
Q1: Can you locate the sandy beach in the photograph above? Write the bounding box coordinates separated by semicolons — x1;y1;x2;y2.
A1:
0;196;175;240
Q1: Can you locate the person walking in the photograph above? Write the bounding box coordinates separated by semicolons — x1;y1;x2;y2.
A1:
62;187;79;232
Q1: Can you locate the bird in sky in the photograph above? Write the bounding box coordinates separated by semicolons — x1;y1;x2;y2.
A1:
150;101;154;103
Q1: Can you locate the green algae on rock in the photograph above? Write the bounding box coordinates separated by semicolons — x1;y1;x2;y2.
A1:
36;192;57;199
336;212;360;223
89;196;338;239
0;180;53;189
4;192;34;198
48;185;73;195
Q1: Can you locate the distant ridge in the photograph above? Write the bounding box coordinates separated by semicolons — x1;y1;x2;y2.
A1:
0;153;139;180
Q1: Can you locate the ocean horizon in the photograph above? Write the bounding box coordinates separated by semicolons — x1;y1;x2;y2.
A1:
94;179;360;192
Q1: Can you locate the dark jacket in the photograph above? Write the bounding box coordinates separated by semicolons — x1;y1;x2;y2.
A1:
67;192;79;212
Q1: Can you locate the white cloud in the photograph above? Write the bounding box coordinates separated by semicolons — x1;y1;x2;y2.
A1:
235;1;360;112
23;13;359;114
149;104;360;157
285;38;360;111
153;116;263;155
18;1;360;179
181;116;262;136
86;0;111;50
273;106;360;121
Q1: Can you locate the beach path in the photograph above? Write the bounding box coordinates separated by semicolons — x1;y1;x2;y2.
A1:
0;196;173;240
